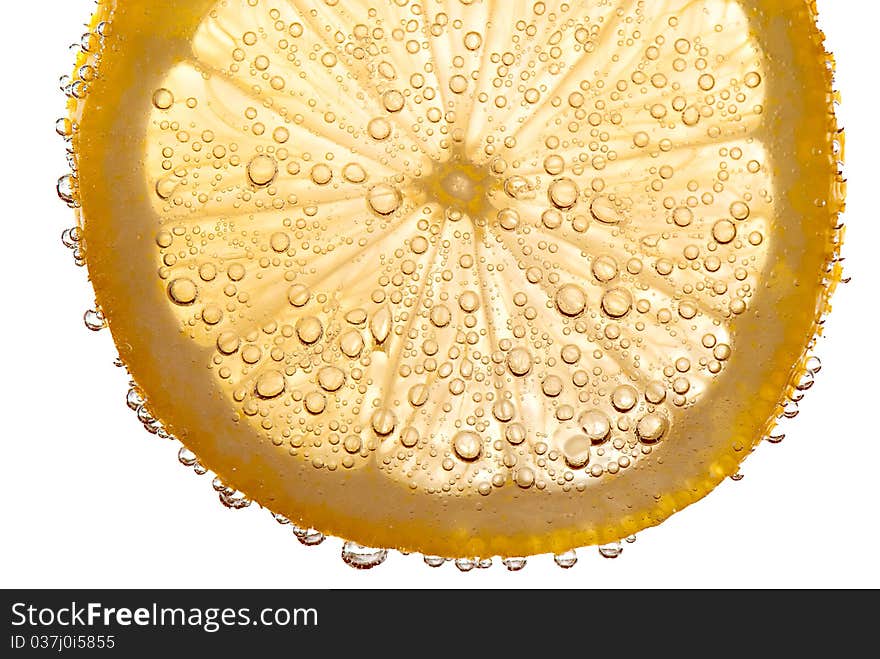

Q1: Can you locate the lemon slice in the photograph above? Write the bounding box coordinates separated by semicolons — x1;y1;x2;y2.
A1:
65;0;844;559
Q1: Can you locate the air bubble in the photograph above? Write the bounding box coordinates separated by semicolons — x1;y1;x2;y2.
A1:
636;412;669;444
367;117;392;141
371;408;397;436
247;154;278;187
555;284;586;317
548;177;579;209
579;410;611;444
83;308;106;331
342;543;388;569
343;163;367;183
255;370;286;399
368;184;402;215
292;526;325;546
562;435;591;469
296;316;324;344
507;348;533;377
152;88;174;109
502;557;527;572
554;550;578;569
56;174;76;206
598;542;623;559
463;31;482;51
452;430;482;461
590;196;619;224
601;288;633;318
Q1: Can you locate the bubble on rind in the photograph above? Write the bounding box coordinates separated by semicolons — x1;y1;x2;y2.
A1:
83;308;106;331
502;557;527;572
598;542;623;559
554;550;578;569
454;558;475;572
341;542;388;569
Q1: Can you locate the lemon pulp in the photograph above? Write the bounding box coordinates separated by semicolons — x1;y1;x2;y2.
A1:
69;0;843;558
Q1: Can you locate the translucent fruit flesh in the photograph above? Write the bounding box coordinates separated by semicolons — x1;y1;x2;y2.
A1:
70;0;843;558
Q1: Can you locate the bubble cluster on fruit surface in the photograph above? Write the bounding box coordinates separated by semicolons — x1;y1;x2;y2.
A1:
135;0;781;497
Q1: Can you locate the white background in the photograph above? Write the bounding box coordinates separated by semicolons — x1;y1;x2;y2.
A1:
1;0;877;589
